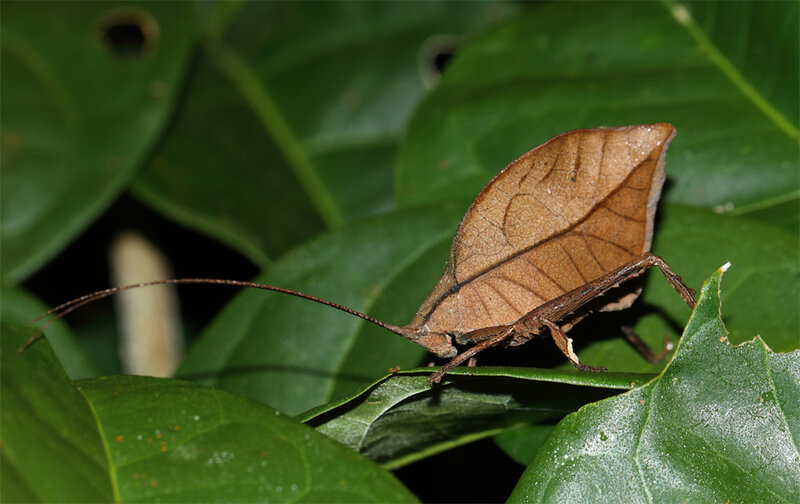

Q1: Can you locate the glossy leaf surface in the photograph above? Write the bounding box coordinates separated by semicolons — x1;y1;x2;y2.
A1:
396;1;798;212
683;0;798;124
493;424;557;466
133;1;518;264
1;324;113;503
0;324;416;503
508;266;800;503
0;1;195;282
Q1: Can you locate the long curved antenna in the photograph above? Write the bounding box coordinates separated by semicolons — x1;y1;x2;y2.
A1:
18;278;410;354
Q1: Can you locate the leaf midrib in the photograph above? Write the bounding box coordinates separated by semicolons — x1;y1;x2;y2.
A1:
663;0;799;141
77;387;121;504
207;41;346;229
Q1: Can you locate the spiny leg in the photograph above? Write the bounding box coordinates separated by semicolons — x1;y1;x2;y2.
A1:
621;325;674;364
620;253;691;364
429;327;515;385
542;319;605;372
647;254;696;309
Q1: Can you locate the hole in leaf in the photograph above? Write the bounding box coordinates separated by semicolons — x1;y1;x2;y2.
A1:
96;7;159;59
418;35;462;88
105;23;145;56
432;51;455;73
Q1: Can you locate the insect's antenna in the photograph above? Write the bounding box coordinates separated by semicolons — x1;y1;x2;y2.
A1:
18;278;410;354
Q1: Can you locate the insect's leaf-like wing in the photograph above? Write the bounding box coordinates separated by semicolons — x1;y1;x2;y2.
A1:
407;124;675;336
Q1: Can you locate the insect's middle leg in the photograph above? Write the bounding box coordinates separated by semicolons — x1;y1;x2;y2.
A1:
542;318;605;372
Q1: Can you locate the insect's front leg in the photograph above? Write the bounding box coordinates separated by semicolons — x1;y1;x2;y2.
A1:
430;327;516;385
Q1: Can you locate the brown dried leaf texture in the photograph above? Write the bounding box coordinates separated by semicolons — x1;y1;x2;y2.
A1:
407;124;676;338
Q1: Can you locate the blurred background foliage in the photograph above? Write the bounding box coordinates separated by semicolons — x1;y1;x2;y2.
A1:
2;1;797;502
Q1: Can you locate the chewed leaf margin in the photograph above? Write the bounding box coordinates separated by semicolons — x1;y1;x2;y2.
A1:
508;262;800;503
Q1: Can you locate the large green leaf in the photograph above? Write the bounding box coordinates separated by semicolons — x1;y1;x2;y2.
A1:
300;367;651;468
178;206;464;416
0;1;195;282
734;196;799;235
493;424;558;467
508;266;800;503
681;0;798;127
133;1;519;264
1;323;416;503
132;52;326;267
396;1;798;212
1;324;113;503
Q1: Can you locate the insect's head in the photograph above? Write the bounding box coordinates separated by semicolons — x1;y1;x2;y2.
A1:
402;325;458;358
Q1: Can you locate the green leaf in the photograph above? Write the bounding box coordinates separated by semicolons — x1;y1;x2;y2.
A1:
0;1;195;282
1;323;417;503
300;367;651;468
734;195;800;235
0;284;99;379
396;1;798;211
678;0;798;132
2;323;115;502
132;52;327;267
493;424;557;466
178;205;465;416
508;266;800;503
133;1;519;263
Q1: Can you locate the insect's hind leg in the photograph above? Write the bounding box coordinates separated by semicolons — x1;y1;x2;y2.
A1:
647;254;696;309
621;325;674;364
